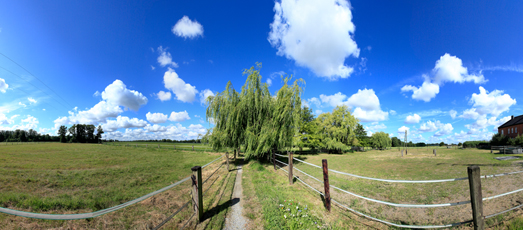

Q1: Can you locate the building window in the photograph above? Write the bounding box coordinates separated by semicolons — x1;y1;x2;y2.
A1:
502;130;504;135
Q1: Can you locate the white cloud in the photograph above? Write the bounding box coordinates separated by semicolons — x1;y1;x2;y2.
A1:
93;91;100;97
0;113;14;125
404;114;421;124
365;122;387;133
468;86;516;117
169;111;190;122
18;102;26;107
303;97;321;108
28;97;37;104
102;116;148;132
389;110;397;115
449;110;457;119
157;46;178;68
53;101;123;129
268;0;359;79
163;68;198;103
146;112;168;124
103;123;207;141
0;78;8;93
101;80;148;111
267;78;272;86
156;90;172;101
401;80;439;102
434;123;453;136
419;121;438;132
199;89;215;105
4;115;40;131
172;16;204;39
433;54;486;85
401;54;485;101
318;89;388;122
151;65;155;70
398;126;410;134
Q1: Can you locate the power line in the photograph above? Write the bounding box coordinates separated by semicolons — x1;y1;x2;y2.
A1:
0;53;74;109
0;65;70;111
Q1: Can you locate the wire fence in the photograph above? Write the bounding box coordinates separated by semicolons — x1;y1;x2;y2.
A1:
273;153;523;229
0;154;228;229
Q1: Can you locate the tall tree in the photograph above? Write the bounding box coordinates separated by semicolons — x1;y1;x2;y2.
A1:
86;125;95;143
354;124;370;147
96;125;104;143
294;106;321;151
68;124;77;143
59;125;67;143
371;131;392;149
316;105;358;153
206;63;304;159
391;137;402;147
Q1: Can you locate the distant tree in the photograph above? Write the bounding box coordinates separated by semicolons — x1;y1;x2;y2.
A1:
86;125;95;143
59;125;67;143
295;106;321;151
68;125;77;143
96;125;104;143
354;124;370;147
458;142;462;147
371;132;391;150
439;142;445;147
490;133;509;146
316;105;358;153
391;137;401;147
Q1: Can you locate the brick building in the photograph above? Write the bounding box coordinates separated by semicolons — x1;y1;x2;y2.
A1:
498;115;523;138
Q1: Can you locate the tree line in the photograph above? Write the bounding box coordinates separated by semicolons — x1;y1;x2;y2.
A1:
0;129;59;142
57;124;104;143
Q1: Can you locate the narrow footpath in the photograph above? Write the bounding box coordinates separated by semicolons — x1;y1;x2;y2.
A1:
224;159;250;230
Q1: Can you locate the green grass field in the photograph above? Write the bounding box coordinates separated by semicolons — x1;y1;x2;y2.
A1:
246;147;523;229
0;142;234;229
109;141;225;152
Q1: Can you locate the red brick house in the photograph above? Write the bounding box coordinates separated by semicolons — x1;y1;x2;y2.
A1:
498;115;523;138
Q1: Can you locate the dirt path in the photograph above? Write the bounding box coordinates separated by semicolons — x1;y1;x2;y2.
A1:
224;160;250;230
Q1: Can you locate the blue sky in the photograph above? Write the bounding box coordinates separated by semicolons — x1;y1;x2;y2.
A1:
1;0;522;143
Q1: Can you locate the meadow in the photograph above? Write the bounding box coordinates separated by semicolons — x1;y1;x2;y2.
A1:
110;142;221;152
0;143;236;229
244;147;523;229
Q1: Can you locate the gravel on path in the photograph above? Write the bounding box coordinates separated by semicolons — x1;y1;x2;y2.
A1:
224;161;250;230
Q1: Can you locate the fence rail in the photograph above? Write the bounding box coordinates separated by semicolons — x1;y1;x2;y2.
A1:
273;153;523;229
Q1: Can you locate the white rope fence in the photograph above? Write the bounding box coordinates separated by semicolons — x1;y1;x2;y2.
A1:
273;153;523;228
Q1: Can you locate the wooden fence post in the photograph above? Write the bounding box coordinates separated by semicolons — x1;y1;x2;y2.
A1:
468;166;484;230
433;149;436;156
174;145;176;150
226;152;229;171
288;151;293;185
192;145;194;151
273;149;276;170
191;166;203;222
401;150;403;157
322;159;331;212
146;144;148;148
158;144;160;149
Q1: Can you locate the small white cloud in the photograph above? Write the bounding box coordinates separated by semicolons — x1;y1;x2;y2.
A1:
151;65;155;70
0;113;14;125
42;109;46;111
156;90;172;101
199;89;215;105
268;0;359;79
398;126;410;134
19;102;26;107
389;110;397;115
93;91;100;97
169;111;190;122
28;97;37;104
101;80;148;111
157;46;178;68
172;16;204;39
468;86;516;117
146;112;168;124
163;68;198;103
319;89;388;122
102;116;148;132
434;123;453;136
419;121;438;132
0;78;8;93
449;110;457;119
267;78;272;86
401;80;440;102
404;114;421;124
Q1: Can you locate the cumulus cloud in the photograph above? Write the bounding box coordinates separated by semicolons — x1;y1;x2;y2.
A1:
18;102;26;107
172;16;204;39
405;114;421;124
268;0;359;79
402;54;485;101
101;80;148;111
103;123;207;141
398;126;410;134
434;123;453;136
4;115;40;130
157;46;178;68
0;78;8;93
389;110;397;115
401;80;440;102
199;89;214;105
163;68;198;103
267;78;272;86
54;101;122;129
156;90;172;101
418;121;438;132
146;112;168;124
169;111;190;122
0;113;15;125
102;116;148;132
449;110;457;119
318;89;388;122
468;86;516;117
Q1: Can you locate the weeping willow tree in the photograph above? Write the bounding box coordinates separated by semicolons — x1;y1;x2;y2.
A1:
316;105;359;153
205;63;304;159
